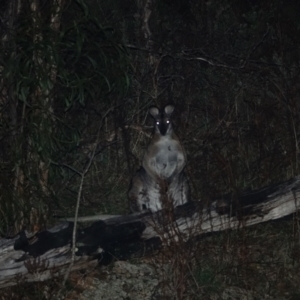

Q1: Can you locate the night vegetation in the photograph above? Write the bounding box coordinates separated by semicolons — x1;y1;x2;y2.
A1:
1;0;300;298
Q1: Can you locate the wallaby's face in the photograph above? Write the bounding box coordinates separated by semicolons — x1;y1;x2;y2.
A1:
149;105;175;136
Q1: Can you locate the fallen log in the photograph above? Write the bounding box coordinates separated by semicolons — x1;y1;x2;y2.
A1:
1;176;300;288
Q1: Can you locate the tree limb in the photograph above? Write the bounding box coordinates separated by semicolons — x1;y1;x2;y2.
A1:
0;176;300;288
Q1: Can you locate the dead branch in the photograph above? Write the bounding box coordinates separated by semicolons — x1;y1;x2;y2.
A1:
0;176;300;288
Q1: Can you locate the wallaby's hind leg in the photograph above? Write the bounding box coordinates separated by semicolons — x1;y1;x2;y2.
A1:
129;167;165;212
128;168;149;212
168;173;190;207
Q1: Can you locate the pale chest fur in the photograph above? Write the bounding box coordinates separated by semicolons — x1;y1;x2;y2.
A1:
143;136;186;179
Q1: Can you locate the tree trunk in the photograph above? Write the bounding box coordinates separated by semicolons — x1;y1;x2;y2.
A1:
0;176;300;288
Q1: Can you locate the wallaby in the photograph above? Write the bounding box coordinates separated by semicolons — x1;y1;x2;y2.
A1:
128;105;190;212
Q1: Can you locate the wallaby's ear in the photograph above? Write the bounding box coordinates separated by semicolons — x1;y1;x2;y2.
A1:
164;105;174;115
149;107;160;118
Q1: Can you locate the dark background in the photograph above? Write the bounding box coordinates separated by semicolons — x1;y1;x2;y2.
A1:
1;0;300;230
1;0;300;298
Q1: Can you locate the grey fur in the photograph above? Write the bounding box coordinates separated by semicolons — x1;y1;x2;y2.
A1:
128;105;190;212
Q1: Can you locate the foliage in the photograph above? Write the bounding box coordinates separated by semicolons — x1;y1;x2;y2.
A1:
0;0;130;233
1;0;300;298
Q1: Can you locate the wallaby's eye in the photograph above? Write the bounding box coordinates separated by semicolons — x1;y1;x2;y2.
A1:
166;120;170;124
156;121;160;125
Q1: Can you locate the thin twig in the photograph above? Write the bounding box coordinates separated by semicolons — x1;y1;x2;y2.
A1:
57;106;113;296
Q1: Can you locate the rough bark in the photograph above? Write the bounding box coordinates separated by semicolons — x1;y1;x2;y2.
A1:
0;176;300;288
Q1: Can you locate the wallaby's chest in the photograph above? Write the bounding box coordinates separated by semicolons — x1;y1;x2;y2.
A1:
144;137;185;178
154;139;178;162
